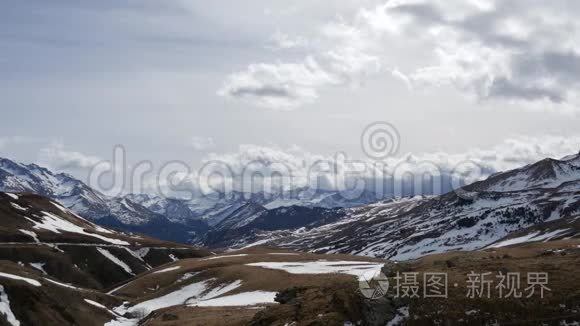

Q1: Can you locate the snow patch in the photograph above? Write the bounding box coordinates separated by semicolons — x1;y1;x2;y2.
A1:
10;203;27;211
84;299;118;316
203;254;248;260
19;229;39;243
194;291;278;307
111;279;243;324
44;278;79;290
186;280;242;305
0;272;41;287
491;229;570;248
123;248;151;270
5;193;18;200
29;263;47;275
127;280;220;315
246;261;383;280
84;299;108;310
25;211;129;245
153;266;181;274
178;272;199;283
97;248;134;275
0;285;20;326
107;283;130;295
268;253;299;256
105;317;138;326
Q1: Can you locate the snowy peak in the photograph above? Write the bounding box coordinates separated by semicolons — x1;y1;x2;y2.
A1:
0;191;129;245
0;157;111;218
0;158;210;243
562;152;580;167
124;194;201;224
0;158;89;198
469;155;580;192
0;157;175;226
198;151;580;260
213;202;267;231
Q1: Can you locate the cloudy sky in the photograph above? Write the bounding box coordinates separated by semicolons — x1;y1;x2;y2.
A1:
1;0;580;192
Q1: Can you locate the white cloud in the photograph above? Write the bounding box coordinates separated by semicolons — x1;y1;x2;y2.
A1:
378;0;580;110
218;50;380;109
186;135;580;195
191;136;215;151
218;58;339;109
38;142;102;172
27;135;580;198
220;0;580;111
218;9;383;110
268;30;308;50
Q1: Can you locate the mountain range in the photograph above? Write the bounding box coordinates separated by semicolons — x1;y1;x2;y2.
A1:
2;153;580;261
0;190;578;325
199;153;580;259
0;157;395;244
1;153;580;325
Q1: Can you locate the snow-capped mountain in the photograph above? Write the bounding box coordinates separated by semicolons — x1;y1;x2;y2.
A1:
201;153;580;259
7;152;580;256
0;157;384;243
127;188;392;226
0;158;208;242
126;192;250;227
466;155;580;192
200;204;347;248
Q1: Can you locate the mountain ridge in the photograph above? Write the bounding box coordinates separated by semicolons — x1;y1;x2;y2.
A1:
200;153;580;259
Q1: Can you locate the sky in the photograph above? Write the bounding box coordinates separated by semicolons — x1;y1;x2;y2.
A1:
1;0;580;194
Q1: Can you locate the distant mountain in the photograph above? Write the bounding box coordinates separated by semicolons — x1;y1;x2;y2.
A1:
1;191;577;326
0;158;209;242
0;191;208;279
200;204;346;248
465;154;580;192
201;153;580;259
126;188;394;226
0;157;397;244
11;153;580;257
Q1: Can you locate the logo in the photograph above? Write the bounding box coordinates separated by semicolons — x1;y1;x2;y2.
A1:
359;271;390;300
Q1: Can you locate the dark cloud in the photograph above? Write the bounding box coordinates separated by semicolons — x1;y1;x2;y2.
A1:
488;78;565;103
229;86;295;99
389;1;580;107
391;3;447;24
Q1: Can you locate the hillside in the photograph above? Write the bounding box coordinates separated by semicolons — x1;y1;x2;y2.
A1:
0;158;394;244
366;239;580;325
201;154;580;260
0;192;208;289
0;158;210;243
0;191;579;325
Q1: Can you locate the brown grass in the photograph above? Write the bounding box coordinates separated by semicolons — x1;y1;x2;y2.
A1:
384;239;580;325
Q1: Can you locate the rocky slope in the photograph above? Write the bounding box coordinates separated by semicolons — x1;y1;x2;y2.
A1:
0;192;384;326
0;192;208;288
0;158;209;242
1;191;579;325
364;239;580;326
201;154;580;260
0;158;393;244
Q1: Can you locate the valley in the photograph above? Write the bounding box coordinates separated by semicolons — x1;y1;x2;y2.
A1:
0;154;579;325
